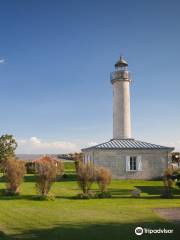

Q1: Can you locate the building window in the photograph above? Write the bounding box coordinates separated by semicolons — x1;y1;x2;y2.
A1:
126;156;142;171
130;156;137;170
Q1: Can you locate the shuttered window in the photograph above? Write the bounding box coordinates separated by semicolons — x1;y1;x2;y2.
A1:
130;157;137;170
126;156;142;171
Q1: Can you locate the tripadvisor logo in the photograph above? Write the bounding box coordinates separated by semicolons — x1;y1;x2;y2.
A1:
135;227;143;235
135;226;174;235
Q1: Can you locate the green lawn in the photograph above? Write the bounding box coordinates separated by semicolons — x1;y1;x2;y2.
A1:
0;163;180;240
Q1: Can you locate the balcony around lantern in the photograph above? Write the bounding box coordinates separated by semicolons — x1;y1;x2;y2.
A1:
110;70;131;83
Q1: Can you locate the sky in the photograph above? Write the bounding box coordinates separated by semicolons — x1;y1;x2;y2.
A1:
0;0;180;153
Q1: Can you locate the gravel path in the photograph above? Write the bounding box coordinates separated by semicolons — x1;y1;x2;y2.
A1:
155;208;180;222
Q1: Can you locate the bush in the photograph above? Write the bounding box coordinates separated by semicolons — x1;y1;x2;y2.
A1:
35;156;63;197
162;167;176;198
4;158;26;195
96;167;112;197
77;162;96;197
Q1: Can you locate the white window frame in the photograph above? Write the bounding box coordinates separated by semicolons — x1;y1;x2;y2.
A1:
130;156;137;171
126;155;142;172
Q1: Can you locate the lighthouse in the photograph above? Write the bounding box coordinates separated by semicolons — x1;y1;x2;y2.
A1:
111;56;131;139
82;54;174;179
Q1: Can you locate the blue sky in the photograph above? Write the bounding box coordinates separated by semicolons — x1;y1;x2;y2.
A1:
0;0;180;153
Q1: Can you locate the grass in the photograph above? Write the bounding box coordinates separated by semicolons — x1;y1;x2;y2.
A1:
0;162;180;240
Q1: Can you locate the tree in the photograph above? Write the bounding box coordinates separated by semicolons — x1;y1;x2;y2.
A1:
5;158;26;195
0;134;17;167
35;156;63;198
77;162;96;198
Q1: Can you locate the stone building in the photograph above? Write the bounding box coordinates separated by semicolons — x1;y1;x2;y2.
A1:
82;56;174;179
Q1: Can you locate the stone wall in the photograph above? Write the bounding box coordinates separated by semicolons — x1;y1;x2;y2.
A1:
83;149;169;179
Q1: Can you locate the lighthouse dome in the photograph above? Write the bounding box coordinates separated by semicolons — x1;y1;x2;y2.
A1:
115;56;128;68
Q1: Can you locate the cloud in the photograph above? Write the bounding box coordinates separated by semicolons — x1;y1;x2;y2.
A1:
30;137;41;145
16;137;79;154
0;58;5;64
16;137;101;154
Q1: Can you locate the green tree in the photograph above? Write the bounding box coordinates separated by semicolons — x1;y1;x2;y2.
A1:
0;134;17;167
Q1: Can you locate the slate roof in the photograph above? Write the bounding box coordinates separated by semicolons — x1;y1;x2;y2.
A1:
82;139;174;151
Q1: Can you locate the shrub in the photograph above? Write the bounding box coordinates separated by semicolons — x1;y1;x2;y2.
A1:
96;167;112;198
4;158;26;195
35;156;63;197
77;162;96;197
162;167;176;198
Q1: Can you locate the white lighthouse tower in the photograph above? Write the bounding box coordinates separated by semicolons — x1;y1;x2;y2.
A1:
111;56;131;139
82;55;174;180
